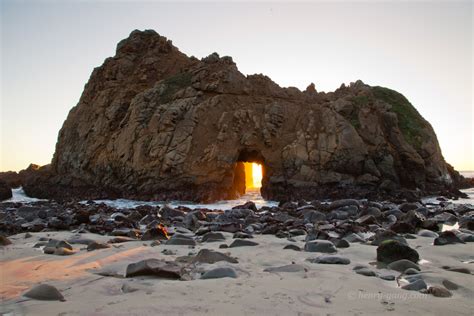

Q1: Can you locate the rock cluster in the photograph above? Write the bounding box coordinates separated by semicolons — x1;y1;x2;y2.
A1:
8;29;468;202
1;196;472;251
2;194;472;302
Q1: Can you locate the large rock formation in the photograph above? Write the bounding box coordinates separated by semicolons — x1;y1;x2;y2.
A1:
23;30;463;202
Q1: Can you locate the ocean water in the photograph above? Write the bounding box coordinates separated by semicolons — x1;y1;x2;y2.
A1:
91;188;279;210
4;188;46;203
2;170;473;210
419;171;474;205
450;170;474;205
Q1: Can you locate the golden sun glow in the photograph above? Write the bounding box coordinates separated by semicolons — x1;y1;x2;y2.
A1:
244;162;263;189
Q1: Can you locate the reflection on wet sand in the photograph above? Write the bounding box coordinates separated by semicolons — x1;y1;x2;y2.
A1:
0;244;149;299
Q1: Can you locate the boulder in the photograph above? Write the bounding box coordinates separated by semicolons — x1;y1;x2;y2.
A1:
201;267;237;279
402;279;427;291
191;249;238;264
228;239;258;248
376;240;419;263
355;214;378;225
434;231;464;245
283;244;301;251
307;255;350;265
166;235;196;246
443;266;471;274
442;279;459;290
108;236;137;243
426;286;452;297
43;239;73;253
160;206;185;221
355;268;377;277
23;284;64;301
233;232;253;239
202;232;226;242
417;229;439;238
87;241;111;251
332;239;350;248
304;240;337;253
125;259;182;279
303;211;326;223
379;274;396;281
387;259;420;272
404;268;420;275
141;226;169;241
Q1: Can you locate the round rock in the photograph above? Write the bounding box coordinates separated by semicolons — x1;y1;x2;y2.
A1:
23;284;65;301
201;267;237;279
387;259;420;272
402;279;427;291
229;239;258;248
427;286;452;298
307;255;350;265
376;240;419;263
304;240;337;253
417;230;439;238
355;268;377;277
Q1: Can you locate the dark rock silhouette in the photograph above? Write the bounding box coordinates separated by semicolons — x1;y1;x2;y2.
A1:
21;30;466;202
0;180;12;201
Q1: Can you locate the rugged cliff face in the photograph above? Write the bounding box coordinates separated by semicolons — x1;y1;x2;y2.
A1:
24;30;460;201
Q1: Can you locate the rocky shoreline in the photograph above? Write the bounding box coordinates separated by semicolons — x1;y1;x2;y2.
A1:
1;191;473;314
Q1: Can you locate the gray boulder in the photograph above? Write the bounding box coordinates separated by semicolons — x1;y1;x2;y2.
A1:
307;255;350;265
202;232;226;242
23;284;64;301
376;240;419;263
201;267;238;279
264;264;307;273
417;230;439;238
387;259;420;272
402;279;427;291
304;240;337;253
229;239;258;248
192;249;238;264
125;259;182;279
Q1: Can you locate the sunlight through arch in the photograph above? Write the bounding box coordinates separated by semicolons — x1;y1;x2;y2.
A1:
244;162;262;189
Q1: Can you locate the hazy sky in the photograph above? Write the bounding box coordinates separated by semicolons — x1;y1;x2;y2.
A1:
1;0;473;172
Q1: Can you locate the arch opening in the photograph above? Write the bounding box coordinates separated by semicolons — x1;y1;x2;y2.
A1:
244;162;263;189
231;149;266;197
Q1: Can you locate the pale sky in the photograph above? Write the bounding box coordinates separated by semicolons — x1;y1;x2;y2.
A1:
1;0;473;172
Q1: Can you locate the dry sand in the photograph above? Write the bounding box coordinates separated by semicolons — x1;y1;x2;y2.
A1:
0;231;473;315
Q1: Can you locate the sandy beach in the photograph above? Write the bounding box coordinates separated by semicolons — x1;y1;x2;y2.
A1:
1;230;472;316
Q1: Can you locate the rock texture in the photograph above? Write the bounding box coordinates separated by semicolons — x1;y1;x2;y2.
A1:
0;164;43;192
0;180;12;201
22;29;464;202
